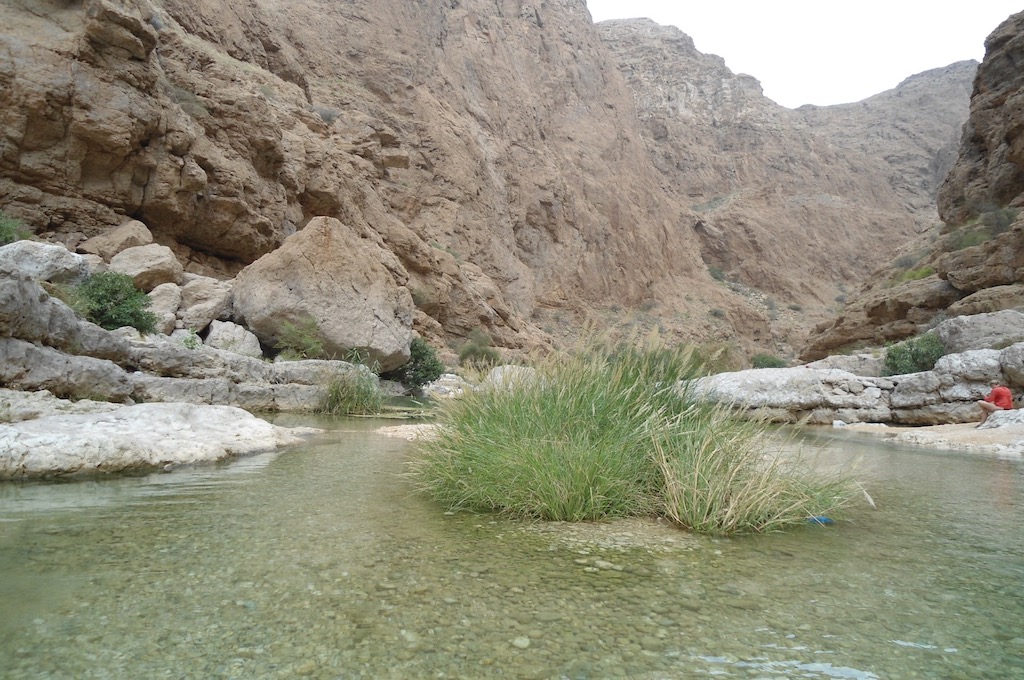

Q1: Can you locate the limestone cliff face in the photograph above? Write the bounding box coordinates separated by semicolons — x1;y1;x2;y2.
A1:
938;11;1024;224
0;0;977;362
598;20;973;304
1;0;723;357
801;11;1024;361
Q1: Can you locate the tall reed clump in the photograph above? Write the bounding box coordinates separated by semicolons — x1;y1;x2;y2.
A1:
651;407;852;535
316;368;384;416
410;340;854;534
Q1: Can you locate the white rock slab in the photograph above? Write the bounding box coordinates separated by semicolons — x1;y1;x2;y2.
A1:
0;402;322;478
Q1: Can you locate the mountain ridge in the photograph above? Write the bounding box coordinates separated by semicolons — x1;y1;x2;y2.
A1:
0;0;987;364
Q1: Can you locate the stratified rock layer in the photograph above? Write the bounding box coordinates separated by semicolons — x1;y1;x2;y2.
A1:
938;10;1024;224
0;0;980;361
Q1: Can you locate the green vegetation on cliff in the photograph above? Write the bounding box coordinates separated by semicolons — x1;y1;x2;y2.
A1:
0;211;30;245
883;333;945;376
76;272;157;334
382;338;445;388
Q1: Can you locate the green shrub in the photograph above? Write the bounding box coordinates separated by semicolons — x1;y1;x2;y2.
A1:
943;206;1021;252
895;265;935;283
751;353;787;369
882;333;945;376
956;228;988;250
275;316;325;360
76;272;157;334
316;369;384;415
458;328;501;368
314;105;340;124
410;340;854;535
690;341;741;375
979;206;1019;234
382;337;445;387
893;254;916;269
182;329;201;350
0;211;30;245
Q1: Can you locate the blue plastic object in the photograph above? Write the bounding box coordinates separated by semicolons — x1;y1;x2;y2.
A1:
807;516;835;525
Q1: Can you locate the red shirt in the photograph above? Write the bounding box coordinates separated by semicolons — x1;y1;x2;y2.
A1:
985;385;1013;410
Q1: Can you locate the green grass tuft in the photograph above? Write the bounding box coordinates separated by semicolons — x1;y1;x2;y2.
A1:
751;353;787;369
0;211;31;245
458;328;501;368
316;369;385;415
895;265;935;283
409;340;855;535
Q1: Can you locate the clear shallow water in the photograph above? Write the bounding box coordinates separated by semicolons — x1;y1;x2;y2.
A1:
1;420;1023;679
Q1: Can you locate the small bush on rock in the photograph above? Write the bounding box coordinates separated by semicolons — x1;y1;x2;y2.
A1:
751;353;787;369
316;370;384;415
458;328;501;368
382;338;445;387
882;333;945;376
0;211;30;245
276;316;326;360
979;205;1019;235
77;272;157;334
895;265;935;284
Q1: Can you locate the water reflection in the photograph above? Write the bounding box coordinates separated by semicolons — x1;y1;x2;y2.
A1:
0;421;1022;679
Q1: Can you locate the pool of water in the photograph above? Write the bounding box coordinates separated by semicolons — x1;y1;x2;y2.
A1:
1;420;1022;679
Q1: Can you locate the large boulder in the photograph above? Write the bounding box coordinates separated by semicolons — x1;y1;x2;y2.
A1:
935;224;1024;293
933;310;1024;353
694;340;1024;425
1002;342;1024;386
0;388;122;423
0;338;133;401
691;367;892;424
205;320;262;358
76;219;153;261
0;241;90;284
178;275;233;331
233;217;414;371
946;284;1024;316
109;244;183;292
933;349;1005;392
0;402;322;479
0;273;129;360
147;282;182;335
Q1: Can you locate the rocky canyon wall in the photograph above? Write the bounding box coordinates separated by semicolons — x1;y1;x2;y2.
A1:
801;10;1024;360
598;20;973;304
939;11;1024;224
0;0;980;362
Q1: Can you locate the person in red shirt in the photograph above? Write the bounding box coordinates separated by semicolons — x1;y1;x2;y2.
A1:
977;381;1014;425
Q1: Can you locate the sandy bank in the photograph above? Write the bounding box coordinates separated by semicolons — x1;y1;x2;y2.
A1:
844;421;1024;457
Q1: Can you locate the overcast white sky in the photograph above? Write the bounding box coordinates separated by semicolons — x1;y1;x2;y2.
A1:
585;1;1022;108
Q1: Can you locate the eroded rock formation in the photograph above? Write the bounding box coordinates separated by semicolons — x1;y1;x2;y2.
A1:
0;0;983;363
599;20;973;304
799;10;1024;360
938;11;1024;224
